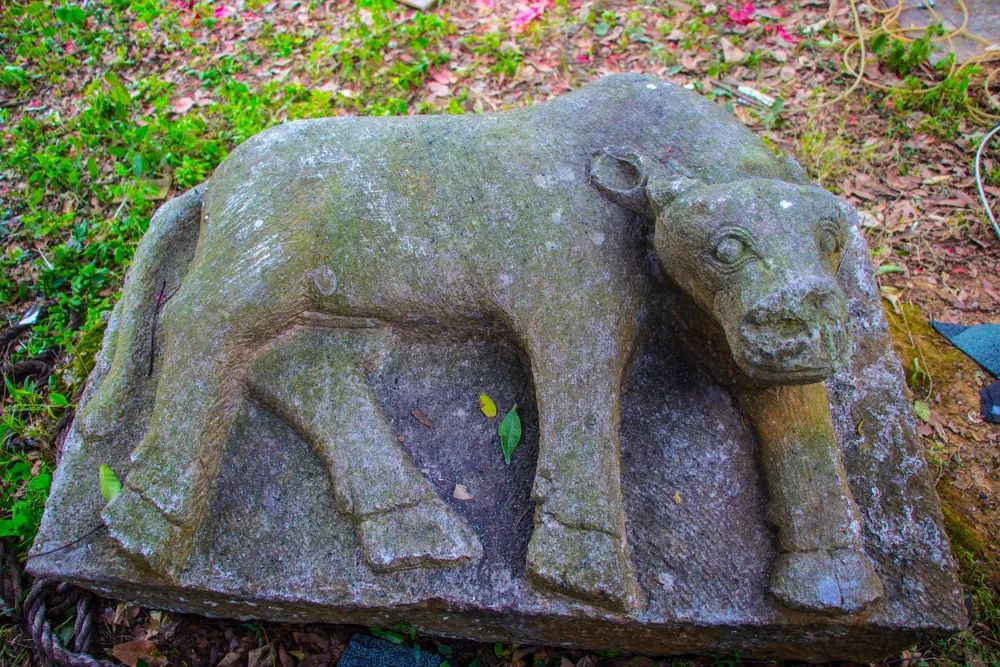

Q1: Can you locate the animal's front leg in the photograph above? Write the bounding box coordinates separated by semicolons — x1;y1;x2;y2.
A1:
247;327;482;572
738;382;883;614
524;333;638;610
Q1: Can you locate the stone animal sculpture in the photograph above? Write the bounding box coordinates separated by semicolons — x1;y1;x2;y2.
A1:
79;74;883;614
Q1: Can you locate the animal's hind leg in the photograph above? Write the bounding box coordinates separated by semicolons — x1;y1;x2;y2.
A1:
247;327;482;571
101;262;288;579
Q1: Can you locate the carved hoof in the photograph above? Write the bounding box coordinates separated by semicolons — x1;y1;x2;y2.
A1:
102;487;190;580
526;514;637;611
357;499;482;572
769;548;883;615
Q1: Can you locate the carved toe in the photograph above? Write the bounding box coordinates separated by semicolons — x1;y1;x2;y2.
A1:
769;548;883;615
102;487;190;580
357;499;482;572
526;514;637;611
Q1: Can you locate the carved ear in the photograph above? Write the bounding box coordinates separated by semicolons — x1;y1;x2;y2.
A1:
588;146;697;218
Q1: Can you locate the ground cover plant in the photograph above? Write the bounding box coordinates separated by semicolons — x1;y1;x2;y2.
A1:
1;0;998;664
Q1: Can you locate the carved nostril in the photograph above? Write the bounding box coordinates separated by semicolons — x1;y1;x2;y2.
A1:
804;287;845;319
744;303;808;335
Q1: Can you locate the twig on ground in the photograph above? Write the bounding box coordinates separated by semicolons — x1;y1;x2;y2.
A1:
147;280;179;377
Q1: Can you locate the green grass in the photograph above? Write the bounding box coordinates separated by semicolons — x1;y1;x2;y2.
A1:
0;450;52;550
794;121;880;192
867;23;986;137
926;531;1000;665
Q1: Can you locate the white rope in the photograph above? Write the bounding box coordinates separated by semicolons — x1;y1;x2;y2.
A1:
973;123;1000;241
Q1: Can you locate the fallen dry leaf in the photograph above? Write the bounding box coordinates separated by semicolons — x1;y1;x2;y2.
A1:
168;96;195;114
453;483;473;500
511;647;534;667
248;645;274;667
217;650;244;667
411;409;433;428
982;278;1000;305
112;639;158;667
720;37;745;63
426;81;451;98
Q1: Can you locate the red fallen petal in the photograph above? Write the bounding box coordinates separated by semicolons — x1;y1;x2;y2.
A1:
727;1;755;25
776;25;800;43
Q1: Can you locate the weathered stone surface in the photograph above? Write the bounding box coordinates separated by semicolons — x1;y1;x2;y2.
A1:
29;75;965;662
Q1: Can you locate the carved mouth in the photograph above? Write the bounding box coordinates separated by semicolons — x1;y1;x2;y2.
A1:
738;321;849;383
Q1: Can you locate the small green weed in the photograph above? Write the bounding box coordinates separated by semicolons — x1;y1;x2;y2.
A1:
868;24;982;134
463;30;524;79
0;451;53;552
795;122;880;192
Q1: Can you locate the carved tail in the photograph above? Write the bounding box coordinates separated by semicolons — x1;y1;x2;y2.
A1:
77;183;208;440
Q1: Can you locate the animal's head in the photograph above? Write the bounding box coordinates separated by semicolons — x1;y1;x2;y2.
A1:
589;146;852;386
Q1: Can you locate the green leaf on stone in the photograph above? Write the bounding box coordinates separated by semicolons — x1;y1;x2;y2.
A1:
913;399;931;422
498;404;522;465
49;392;68;407
99;464;122;502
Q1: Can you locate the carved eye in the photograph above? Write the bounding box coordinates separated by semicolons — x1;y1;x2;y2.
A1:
713;234;751;266
818;224;843;255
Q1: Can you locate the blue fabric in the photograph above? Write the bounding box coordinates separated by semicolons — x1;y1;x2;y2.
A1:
930;321;1000;379
338;634;441;667
982;380;1000;424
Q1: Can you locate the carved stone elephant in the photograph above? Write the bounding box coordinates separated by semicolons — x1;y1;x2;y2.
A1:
79;74;882;613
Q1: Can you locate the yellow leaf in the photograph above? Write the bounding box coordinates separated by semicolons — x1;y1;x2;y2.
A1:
478;393;497;418
672;491;683;505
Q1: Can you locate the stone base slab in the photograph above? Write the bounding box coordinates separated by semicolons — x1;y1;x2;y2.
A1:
29;230;967;663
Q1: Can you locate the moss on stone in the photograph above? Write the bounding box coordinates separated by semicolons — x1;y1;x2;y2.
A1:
940;501;991;564
883;301;971;394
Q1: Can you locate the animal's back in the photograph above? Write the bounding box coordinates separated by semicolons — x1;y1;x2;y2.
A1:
197;100;640;321
189;75;803;321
